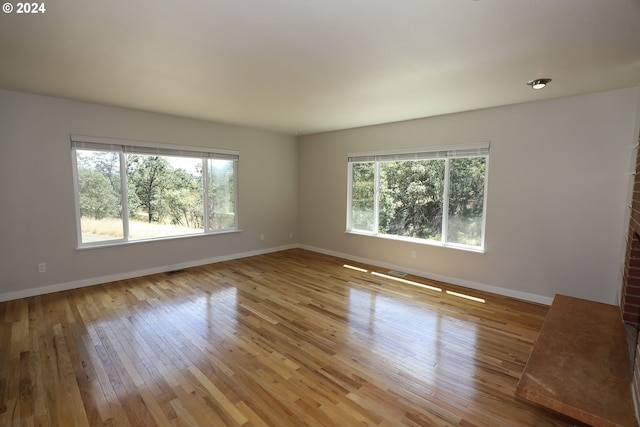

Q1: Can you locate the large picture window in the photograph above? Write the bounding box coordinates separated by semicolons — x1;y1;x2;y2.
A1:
347;143;489;251
71;136;239;246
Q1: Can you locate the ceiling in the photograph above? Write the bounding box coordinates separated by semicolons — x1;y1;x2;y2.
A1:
1;1;639;135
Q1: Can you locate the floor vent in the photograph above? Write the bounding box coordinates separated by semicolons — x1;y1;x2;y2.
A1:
388;270;407;277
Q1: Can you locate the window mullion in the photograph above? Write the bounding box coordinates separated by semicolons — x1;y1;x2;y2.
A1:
203;159;209;232
233;159;239;229
374;161;380;234
120;152;130;241
346;163;354;230
442;158;450;244
480;156;489;250
71;148;83;247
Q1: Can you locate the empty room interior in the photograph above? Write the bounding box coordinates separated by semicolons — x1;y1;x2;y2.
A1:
2;1;640;426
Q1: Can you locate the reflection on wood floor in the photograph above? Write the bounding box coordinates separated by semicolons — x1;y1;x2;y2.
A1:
0;249;583;426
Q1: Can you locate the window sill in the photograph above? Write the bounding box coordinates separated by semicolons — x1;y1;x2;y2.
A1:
344;230;485;254
77;229;242;250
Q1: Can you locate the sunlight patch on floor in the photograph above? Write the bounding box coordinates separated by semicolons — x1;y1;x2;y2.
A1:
343;263;487;303
446;290;486;304
343;264;369;273
371;271;442;293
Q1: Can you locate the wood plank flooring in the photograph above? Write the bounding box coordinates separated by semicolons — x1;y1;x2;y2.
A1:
0;249;584;426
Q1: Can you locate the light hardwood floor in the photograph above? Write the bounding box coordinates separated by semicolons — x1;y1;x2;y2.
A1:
0;249;583;426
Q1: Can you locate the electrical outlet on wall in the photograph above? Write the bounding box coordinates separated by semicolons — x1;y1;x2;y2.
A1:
38;262;47;273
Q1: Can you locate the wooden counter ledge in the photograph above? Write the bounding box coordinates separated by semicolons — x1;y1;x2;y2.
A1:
516;294;637;427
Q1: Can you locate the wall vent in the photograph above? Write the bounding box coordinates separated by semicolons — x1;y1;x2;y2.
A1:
388;270;407;277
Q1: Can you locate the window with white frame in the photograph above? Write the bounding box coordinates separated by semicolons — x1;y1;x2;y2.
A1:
347;143;489;251
71;136;239;246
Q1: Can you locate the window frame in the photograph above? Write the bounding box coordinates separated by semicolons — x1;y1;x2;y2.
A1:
346;143;489;252
71;135;240;248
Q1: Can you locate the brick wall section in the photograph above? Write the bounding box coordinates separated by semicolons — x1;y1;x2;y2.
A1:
633;205;640;238
623;131;640;327
636;332;640;413
632;143;640;232
622;230;640;325
624;132;640;420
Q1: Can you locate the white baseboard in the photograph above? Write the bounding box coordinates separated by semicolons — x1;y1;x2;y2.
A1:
0;244;298;302
1;243;552;306
299;244;553;305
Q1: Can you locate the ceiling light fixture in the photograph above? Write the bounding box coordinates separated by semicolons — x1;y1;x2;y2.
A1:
527;78;552;90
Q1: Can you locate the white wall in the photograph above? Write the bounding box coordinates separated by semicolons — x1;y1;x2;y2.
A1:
2;87;638;305
298;88;640;304
0;90;298;300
